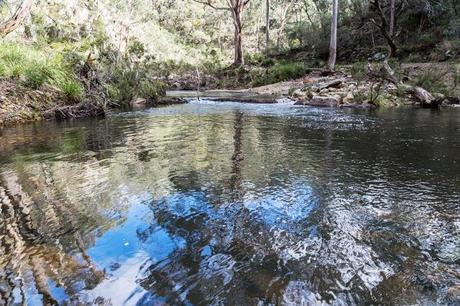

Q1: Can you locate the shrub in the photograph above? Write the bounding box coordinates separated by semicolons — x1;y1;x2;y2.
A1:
252;62;306;86
24;62;49;89
59;79;84;101
139;80;166;100
350;62;366;82
410;69;448;94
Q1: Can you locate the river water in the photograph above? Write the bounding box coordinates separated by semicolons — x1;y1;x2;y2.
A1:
0;101;459;305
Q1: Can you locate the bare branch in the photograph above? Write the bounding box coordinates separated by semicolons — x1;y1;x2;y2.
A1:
191;0;230;11
0;0;33;38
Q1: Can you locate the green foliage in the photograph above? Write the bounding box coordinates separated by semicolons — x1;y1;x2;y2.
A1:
0;42;85;100
252;62;306;86
410;69;449;94
139;80;166;100
350;62;366;82
102;55;167;105
24;63;49;89
245;53;275;67
128;39;146;59
59;79;84;101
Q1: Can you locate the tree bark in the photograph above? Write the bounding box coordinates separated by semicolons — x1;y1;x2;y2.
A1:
265;0;270;52
389;0;395;37
328;0;338;71
276;1;293;48
0;0;33;38
192;0;248;66
233;7;244;66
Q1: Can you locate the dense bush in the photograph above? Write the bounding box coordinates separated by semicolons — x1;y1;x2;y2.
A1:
252;62;306;86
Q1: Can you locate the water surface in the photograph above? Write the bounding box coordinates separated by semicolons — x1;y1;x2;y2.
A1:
0;101;459;305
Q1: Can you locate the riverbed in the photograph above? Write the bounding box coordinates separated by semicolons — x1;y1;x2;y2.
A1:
0;100;459;305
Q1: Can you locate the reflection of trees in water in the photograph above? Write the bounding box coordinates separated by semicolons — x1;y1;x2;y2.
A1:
0;167;104;305
1;108;459;304
230;111;244;198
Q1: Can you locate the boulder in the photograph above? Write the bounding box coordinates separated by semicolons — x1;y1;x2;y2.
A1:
295;95;342;107
444;96;460;105
311;79;343;93
343;92;355;104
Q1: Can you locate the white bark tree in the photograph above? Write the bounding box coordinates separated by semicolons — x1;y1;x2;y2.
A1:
328;0;338;70
265;0;270;51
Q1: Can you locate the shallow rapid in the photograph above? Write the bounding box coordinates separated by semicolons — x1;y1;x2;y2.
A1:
0;100;459;305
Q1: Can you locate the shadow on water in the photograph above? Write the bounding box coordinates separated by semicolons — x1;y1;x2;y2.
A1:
0;101;459;305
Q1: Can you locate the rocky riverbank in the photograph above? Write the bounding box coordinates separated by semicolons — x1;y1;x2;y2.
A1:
176;62;460;109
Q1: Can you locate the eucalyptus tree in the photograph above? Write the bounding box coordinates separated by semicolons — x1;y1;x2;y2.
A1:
389;0;395;37
192;0;251;66
265;0;269;51
328;0;338;70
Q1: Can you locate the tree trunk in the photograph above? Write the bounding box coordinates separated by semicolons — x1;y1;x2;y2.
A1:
276;1;293;48
371;0;397;57
265;0;270;51
233;12;244;66
192;0;248;66
0;0;33;38
389;0;395;37
233;8;244;66
328;0;338;71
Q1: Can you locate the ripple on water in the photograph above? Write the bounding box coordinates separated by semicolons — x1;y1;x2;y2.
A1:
0;103;459;305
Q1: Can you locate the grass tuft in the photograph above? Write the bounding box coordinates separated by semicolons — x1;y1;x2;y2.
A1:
0;42;84;99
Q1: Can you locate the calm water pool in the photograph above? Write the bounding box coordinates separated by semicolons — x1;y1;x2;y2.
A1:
0;101;459;305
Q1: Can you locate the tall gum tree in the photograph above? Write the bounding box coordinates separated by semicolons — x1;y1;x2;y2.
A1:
328;0;338;70
193;0;250;66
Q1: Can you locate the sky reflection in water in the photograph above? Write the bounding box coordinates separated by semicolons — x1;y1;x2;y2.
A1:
0;101;459;305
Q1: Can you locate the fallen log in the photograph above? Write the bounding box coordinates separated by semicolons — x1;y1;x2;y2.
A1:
407;86;441;108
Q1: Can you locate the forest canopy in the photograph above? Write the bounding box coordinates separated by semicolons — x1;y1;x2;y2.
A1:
1;0;459;66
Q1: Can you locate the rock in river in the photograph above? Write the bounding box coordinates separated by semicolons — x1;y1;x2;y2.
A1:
295;95;342;107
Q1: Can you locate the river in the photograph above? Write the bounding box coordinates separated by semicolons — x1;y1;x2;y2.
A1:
0;100;459;305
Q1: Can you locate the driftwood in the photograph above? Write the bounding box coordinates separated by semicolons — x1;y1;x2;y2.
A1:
406;86;442;108
0;0;33;37
317;79;343;90
44;103;105;121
